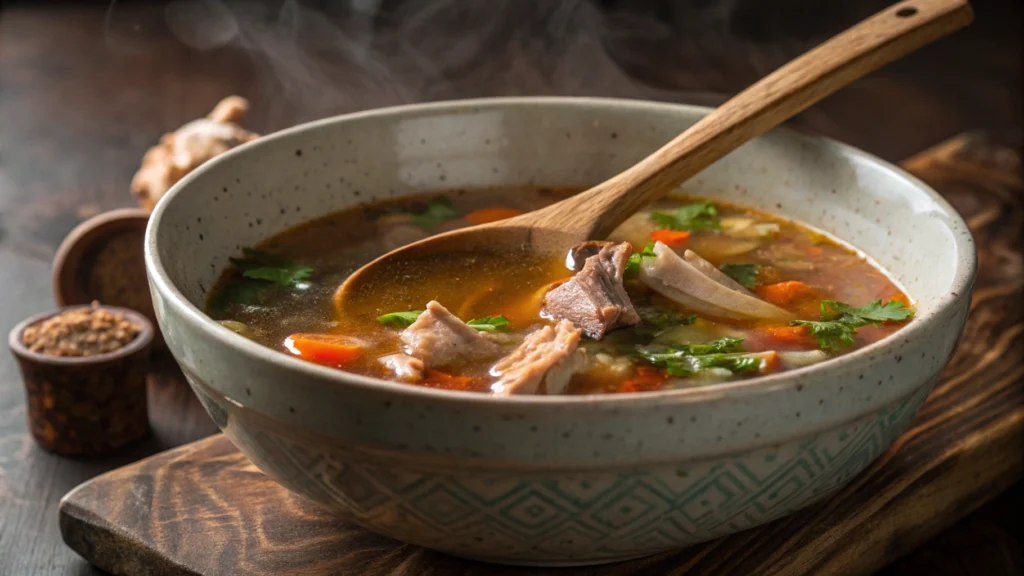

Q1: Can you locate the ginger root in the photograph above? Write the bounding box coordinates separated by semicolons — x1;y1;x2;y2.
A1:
131;96;259;211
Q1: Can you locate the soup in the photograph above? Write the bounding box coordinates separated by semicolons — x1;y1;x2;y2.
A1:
207;187;913;395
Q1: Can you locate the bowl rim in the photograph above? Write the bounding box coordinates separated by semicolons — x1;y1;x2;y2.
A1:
145;96;977;408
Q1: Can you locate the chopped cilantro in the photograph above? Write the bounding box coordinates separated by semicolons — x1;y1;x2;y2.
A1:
211;282;269;313
649;202;720;232
638;309;697;329
636;337;761;378
664;353;762;377
790;298;914;351
467;315;511;332
625;242;657;275
211;248;315;313
789;320;857;351
821;299;914;324
377;310;425;327
720;263;760;288
242;264;314;286
411;196;462;230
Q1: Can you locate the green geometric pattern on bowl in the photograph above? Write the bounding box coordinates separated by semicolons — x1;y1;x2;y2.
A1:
219;383;930;564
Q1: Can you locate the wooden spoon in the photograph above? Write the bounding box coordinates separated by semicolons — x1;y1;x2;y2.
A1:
336;0;972;309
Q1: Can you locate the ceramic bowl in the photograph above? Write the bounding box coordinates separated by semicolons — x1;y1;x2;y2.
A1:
145;98;975;566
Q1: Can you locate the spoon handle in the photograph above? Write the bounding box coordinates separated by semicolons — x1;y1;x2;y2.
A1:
534;0;973;239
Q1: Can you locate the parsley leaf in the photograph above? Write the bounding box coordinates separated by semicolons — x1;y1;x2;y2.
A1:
411;196;462;230
821;299;914;324
211;248;315;313
789;320;857;351
636;337;761;378
720;263;760;288
466;315;511;332
625;242;657;275
377;310;425;327
637;337;745;365
638;309;697;329
649;202;720;232
789;298;913;352
242;264;314;286
211;282;269;313
664;353;762;377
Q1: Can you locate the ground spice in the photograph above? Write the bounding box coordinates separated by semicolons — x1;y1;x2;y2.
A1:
21;301;140;357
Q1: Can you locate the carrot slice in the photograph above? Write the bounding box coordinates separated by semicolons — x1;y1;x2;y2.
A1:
756;281;816;306
761;325;814;346
465;207;524;225
650;229;691;246
420;369;478;391
285;334;363;365
619;366;667;393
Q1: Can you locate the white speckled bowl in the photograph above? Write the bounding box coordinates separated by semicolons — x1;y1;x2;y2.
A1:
145;98;975;566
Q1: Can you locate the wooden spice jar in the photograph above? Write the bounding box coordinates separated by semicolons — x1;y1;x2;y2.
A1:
8;304;154;456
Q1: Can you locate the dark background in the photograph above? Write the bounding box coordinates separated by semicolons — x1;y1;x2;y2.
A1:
0;0;1020;574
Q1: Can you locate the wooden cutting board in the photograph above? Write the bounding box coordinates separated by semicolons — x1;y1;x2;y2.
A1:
58;133;1024;576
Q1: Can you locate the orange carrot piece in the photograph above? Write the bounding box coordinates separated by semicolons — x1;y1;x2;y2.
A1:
759;351;783;373
756;281;816;306
619;366;666;393
420;369;478;391
650;229;691;246
466;207;524;225
285;334;363;365
762;325;813;345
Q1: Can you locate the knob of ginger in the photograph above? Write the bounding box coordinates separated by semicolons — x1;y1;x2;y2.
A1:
131;96;259;211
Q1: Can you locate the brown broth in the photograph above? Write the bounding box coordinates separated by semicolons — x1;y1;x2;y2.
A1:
207;187;913;394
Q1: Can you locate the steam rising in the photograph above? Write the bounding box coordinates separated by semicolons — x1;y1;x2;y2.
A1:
158;0;732;126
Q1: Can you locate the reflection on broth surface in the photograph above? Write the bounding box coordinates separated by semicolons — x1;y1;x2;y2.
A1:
207;187;914;395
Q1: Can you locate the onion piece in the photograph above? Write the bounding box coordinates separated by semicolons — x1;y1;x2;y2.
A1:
779;350;828;368
638;242;793;321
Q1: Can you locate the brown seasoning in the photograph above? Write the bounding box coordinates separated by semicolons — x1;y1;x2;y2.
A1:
22;301;140;357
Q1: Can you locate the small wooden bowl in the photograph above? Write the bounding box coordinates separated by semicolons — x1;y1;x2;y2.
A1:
8;306;154;456
51;208;160;345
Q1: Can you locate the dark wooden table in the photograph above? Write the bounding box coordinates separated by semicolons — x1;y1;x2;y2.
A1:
0;1;1020;574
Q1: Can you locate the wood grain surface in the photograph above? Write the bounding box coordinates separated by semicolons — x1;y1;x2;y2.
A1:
0;1;1020;574
56;133;1024;576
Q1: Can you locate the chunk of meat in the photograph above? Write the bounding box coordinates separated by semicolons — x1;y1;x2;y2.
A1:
490;320;582;396
638;242;792;321
400;301;499;367
131;96;260;211
542;242;640;339
377;353;424;382
565;241;612;271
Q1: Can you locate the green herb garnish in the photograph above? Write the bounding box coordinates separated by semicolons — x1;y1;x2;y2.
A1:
720;263;760;289
411;196;462;230
637;337;745;364
625;242;657;275
466;315;511;332
790;299;914;351
649;202;720;232
789;320;858;352
242;264;314;286
638;309;697;329
212;248;315;313
636;337;761;378
821;299;914;324
211;282;270;313
377;310;425;327
663;353;763;377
